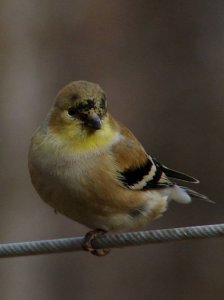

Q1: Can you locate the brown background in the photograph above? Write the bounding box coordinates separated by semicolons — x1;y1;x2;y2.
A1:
1;1;224;299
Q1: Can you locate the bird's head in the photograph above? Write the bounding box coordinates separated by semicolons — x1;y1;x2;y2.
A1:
46;81;117;151
50;81;107;133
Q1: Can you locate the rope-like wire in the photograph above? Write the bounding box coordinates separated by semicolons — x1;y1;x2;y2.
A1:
0;223;224;258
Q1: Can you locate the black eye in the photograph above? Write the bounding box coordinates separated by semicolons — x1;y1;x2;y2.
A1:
68;107;77;116
70;94;79;101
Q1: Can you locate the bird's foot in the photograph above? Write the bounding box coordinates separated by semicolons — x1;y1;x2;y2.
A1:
82;229;110;256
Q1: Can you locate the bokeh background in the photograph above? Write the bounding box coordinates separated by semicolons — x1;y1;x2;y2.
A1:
1;1;224;299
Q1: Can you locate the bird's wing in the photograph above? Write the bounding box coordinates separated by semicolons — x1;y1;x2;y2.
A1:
111;121;173;190
152;158;199;183
111;118;199;190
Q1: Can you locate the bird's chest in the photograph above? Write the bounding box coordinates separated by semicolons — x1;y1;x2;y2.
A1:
31;147;118;227
36;149;101;194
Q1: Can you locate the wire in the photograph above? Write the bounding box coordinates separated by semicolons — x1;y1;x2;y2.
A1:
0;223;223;258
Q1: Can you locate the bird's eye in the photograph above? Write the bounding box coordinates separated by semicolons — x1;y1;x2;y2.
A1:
70;94;78;101
68;107;77;116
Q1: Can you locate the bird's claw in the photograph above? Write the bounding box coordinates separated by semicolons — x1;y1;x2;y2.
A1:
82;229;111;256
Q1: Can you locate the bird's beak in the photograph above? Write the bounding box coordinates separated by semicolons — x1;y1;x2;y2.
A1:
85;112;102;130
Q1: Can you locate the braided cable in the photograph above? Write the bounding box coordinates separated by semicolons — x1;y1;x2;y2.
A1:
0;223;223;258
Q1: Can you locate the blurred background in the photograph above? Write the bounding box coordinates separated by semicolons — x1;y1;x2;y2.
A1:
1;1;224;299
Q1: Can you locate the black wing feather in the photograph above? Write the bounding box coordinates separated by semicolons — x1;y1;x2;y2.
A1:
153;158;199;183
120;157;172;190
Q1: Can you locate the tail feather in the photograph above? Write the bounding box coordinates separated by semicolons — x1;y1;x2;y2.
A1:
170;185;214;204
180;186;215;204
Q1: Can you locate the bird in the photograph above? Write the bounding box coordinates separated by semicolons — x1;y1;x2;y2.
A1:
28;80;211;256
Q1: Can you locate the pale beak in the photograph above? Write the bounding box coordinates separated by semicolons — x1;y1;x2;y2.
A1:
85;113;102;130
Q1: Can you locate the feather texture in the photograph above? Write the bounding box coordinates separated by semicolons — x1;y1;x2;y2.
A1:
29;80;210;233
153;158;199;183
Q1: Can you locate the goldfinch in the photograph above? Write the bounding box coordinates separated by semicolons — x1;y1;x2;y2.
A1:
29;80;209;255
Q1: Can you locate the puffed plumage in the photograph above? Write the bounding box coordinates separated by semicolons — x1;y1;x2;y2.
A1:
29;81;209;231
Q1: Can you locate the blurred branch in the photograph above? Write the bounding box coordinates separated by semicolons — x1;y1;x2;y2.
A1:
0;223;224;258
